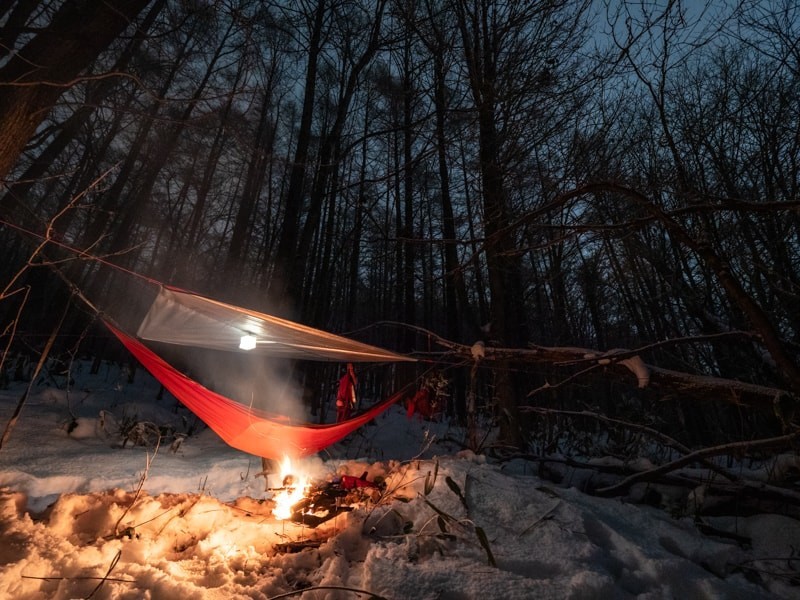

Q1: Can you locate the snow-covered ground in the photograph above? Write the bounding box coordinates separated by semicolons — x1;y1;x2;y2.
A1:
0;359;797;599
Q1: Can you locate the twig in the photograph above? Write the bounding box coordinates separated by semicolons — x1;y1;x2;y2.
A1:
0;284;30;376
84;550;122;599
553;331;759;367
730;563;800;584
266;585;387;599
526;362;605;397
155;493;203;536
113;430;161;536
21;574;133;583
1;165;113;298
1;299;69;450
518;500;562;537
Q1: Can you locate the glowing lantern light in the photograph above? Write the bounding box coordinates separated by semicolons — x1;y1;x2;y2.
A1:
239;334;257;350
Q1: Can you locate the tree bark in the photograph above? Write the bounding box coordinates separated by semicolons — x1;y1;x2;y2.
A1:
454;0;529;447
0;0;41;59
291;0;387;320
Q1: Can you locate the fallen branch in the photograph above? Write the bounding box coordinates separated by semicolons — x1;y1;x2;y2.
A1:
436;337;795;409
522;407;740;482
595;431;800;497
495;452;800;509
694;518;751;546
697;478;800;509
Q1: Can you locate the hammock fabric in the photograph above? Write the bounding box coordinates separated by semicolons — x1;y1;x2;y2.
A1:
105;321;408;459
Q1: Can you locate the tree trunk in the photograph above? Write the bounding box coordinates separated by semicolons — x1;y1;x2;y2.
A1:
0;0;44;59
110;15;236;263
225;94;274;284
578;182;800;397
454;0;527;447
269;0;327;315
0;0;152;182
0;0;166;223
401;33;416;354
433;51;474;342
291;0;387;319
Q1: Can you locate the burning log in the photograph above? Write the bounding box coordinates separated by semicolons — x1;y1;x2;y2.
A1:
268;454;384;528
287;472;383;528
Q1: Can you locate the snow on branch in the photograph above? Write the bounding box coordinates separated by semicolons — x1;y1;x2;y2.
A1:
593;349;650;388
436;337;793;410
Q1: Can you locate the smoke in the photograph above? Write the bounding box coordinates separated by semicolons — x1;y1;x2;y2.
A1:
186;348;308;421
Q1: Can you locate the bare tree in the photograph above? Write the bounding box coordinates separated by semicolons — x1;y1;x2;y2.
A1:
0;0;153;182
450;0;593;446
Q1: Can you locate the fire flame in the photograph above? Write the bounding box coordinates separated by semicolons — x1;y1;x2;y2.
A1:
272;456;309;520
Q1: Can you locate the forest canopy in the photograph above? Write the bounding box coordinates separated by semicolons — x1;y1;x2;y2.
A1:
1;0;799;463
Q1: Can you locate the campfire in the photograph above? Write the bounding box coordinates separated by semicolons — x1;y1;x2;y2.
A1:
270;457;384;529
271;456;311;520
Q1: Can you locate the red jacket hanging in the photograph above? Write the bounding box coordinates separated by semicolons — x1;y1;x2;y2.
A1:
336;364;357;422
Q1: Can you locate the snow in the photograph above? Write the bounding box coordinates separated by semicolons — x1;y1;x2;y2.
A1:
618;356;650;388
0;360;796;599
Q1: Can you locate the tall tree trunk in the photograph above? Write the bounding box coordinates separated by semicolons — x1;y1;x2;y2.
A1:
0;0;166;224
0;0;39;50
433;51;474;342
344;109;370;327
454;0;527;447
458;136;489;323
291;0;386;318
109;15;235;262
401;34;416;353
270;0;327;315
225;94;274;285
76;20;198;303
578;181;800;396
0;0;153;181
417;0;475;342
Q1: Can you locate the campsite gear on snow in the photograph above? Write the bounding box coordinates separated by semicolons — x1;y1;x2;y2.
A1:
406;386;433;420
406;373;447;421
100;285;416;460
137;287;413;362
338;471;379;490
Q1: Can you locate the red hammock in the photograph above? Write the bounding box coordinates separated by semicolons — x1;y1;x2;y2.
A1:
105;321;407;459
